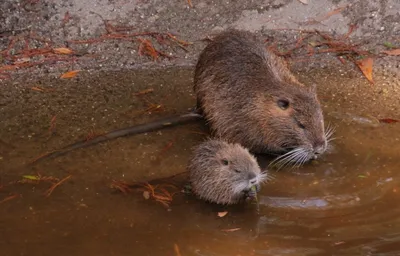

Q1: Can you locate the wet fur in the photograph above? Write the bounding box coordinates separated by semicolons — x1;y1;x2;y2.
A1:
194;30;327;163
188;139;268;205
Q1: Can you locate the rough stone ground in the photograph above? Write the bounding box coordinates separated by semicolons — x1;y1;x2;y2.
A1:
0;0;399;81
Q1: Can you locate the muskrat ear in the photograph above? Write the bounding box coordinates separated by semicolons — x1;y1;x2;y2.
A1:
277;99;290;110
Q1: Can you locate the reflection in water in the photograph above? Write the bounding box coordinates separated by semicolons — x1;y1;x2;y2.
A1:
1;68;400;256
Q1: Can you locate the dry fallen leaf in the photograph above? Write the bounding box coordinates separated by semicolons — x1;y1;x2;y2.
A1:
14;57;31;64
298;0;308;4
356;57;374;84
53;47;73;54
60;70;80;79
382;49;400;56
217;211;228;217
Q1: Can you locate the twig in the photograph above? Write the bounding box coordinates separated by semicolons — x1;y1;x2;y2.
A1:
45;175;72;197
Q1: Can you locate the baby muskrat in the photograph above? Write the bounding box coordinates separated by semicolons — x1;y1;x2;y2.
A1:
195;30;332;167
188;139;268;205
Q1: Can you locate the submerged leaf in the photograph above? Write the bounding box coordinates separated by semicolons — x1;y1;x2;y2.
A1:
22;175;40;180
217;211;228;217
379;118;400;124
221;228;241;232
143;191;150;200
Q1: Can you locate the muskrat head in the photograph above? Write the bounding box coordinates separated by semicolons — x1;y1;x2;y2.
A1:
262;85;332;168
216;144;268;196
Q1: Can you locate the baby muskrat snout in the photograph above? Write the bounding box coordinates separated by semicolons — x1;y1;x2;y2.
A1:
246;172;259;187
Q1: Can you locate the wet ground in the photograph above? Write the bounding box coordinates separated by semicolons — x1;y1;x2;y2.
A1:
1;67;400;256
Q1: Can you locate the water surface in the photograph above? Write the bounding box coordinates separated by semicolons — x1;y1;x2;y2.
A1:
1;68;400;256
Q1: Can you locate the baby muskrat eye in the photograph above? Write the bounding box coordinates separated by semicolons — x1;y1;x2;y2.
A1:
277;99;290;110
234;169;241;173
222;159;229;165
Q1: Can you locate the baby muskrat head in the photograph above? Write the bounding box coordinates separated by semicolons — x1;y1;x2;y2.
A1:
261;85;333;169
188;139;268;205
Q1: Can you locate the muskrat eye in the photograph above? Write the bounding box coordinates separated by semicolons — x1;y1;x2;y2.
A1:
222;159;229;165
277;99;290;110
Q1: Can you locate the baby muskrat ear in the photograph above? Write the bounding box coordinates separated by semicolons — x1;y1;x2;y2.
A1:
277;98;290;110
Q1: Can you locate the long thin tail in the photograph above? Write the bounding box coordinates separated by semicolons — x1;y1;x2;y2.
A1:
31;112;203;163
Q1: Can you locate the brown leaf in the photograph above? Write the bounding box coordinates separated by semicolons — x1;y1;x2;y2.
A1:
217;211;228;217
31;86;45;92
356;57;374;84
382;49;400;56
60;70;80;79
379;118;400;124
53;47;73;54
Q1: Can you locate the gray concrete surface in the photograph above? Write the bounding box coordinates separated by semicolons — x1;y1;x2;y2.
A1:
0;0;399;79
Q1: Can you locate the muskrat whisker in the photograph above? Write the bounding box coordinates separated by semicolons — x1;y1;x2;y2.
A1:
284;148;312;169
264;173;276;181
271;148;307;170
327;137;337;142
259;171;270;183
292;151;310;169
268;147;304;166
270;156;295;170
273;150;304;168
325;123;336;141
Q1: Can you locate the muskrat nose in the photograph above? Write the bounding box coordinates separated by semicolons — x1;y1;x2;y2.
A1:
313;144;326;155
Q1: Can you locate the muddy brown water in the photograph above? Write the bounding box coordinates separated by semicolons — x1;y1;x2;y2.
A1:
1;67;400;256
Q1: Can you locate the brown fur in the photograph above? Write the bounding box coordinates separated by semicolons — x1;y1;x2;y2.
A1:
188;139;267;205
194;30;327;159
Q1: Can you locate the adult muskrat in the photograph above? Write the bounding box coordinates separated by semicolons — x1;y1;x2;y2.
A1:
188;139;268;205
195;29;332;167
33;30;332;167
